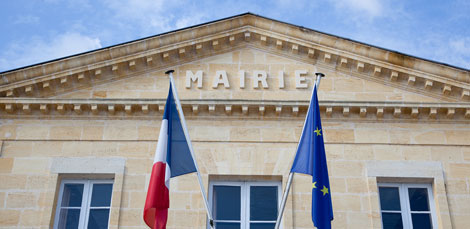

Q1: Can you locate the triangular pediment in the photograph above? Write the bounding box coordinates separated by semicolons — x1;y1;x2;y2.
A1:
0;13;469;120
1;13;469;101
52;48;443;104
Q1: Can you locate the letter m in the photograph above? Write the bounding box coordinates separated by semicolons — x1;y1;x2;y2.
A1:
186;70;203;88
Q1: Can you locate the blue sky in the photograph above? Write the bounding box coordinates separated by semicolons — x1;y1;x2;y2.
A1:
1;0;469;72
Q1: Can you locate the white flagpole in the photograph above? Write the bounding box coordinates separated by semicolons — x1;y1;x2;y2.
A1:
274;72;324;229
165;70;215;229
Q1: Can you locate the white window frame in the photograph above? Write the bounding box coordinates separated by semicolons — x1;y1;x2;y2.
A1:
208;181;282;229
54;179;113;229
378;183;437;229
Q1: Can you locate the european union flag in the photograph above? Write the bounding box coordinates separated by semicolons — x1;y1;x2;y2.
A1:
291;86;333;229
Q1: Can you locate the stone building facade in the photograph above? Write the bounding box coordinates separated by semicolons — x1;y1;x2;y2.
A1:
0;13;469;228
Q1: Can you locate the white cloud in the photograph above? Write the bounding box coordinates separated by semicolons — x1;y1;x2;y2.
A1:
104;0;178;34
445;37;470;68
329;0;385;19
175;13;206;29
41;32;102;58
339;0;382;16
450;37;470;54
0;32;101;72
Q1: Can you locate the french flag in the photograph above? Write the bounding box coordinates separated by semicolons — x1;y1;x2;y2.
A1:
144;82;197;229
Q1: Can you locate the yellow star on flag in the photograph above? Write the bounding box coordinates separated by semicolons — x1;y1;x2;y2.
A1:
312;181;317;189
321;186;329;196
314;127;321;136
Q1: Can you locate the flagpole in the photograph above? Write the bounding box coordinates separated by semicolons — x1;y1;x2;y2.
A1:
274;72;324;229
165;70;215;229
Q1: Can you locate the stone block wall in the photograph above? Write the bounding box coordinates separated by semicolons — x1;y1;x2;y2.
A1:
0;118;469;228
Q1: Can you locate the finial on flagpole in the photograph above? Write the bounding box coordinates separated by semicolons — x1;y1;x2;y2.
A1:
315;72;325;78
314;73;324;88
165;70;175;75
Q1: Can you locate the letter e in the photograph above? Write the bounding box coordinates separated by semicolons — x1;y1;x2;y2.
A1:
295;70;308;88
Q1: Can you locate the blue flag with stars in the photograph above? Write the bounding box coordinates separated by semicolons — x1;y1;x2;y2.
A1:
291;86;333;229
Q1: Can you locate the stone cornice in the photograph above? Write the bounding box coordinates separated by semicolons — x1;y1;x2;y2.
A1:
1;98;469;121
0;14;469;103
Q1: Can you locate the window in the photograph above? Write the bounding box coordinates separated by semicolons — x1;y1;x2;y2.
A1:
378;183;437;229
54;179;113;229
209;181;281;229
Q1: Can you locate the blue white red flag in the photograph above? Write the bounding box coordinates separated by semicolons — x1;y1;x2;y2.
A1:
143;82;197;229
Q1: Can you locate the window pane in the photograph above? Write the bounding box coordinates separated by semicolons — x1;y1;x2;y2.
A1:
408;188;430;211
250;186;278;221
87;209;110;229
213;185;241;220
382;213;403;229
411;213;432;229
214;222;241;229
58;209;80;229
250;223;276;229
61;184;84;207
379;187;401;211
90;184;113;207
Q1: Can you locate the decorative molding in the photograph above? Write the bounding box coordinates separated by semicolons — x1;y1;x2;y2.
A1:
323;53;331;63
342;107;350;117
0;23;468;103
291;44;298;54
393;107;401;118
229;35;236;45
425;80;433;90
340;58;348;68
208;104;216;114
408;76;416;85
244;31;251;41
196;44;203;54
376;107;384;118
373;67;381;77
326;107;333;117
225;105;232;115
212;40;220;50
292;106;299;116
446;108;455;119
275;105;282;116
259;105;265;116
128;60;136;70
276;40;283;50
308;49;315;58
242;105;249;115
390;71;398;82
178;48;186;58
461;90;470;99
0;98;468;121
357;62;364;72
142;104;149;114
411;108;419;118
77;73;85;81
